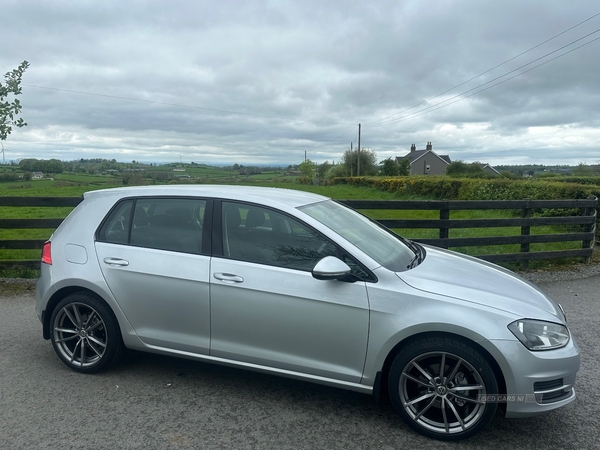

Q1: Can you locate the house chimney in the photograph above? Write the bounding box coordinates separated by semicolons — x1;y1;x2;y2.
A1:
426;142;432;151
411;144;416;153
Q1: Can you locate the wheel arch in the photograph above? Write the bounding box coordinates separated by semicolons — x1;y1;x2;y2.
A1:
373;331;507;411
43;286;113;340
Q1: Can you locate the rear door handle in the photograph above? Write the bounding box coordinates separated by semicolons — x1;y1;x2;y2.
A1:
213;272;244;283
103;257;129;267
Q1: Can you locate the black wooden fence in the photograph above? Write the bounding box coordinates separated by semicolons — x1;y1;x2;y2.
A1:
0;197;82;270
0;196;597;271
340;197;597;265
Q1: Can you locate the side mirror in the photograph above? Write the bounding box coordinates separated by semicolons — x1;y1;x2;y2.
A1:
312;256;352;281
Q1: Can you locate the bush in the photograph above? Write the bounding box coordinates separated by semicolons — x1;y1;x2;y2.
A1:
0;173;19;182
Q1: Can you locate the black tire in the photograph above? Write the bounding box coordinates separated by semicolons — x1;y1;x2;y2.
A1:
49;293;124;373
388;336;498;441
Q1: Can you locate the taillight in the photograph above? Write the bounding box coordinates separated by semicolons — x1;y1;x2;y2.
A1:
41;241;52;265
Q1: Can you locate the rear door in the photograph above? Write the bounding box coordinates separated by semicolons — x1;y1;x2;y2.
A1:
95;197;212;354
209;201;370;383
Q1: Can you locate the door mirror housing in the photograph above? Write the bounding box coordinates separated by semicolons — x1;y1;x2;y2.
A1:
312;256;352;281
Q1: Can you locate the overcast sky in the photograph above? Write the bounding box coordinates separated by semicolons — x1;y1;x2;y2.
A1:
2;0;599;166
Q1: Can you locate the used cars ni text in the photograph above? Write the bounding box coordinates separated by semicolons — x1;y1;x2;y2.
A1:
35;185;579;440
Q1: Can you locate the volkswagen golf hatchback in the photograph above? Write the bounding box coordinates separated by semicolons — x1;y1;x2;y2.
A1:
36;185;580;440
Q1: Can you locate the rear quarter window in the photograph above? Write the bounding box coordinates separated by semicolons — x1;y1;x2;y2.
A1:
96;200;133;244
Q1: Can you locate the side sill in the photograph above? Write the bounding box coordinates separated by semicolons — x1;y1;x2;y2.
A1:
143;343;374;395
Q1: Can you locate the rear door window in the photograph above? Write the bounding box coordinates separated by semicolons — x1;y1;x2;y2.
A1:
97;197;207;254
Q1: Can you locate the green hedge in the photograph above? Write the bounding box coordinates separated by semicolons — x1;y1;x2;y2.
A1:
332;176;600;201
542;176;600;187
332;176;599;237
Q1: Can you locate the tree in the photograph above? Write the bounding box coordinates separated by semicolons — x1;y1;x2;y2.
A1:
398;158;411;176
324;163;349;181
380;157;400;176
298;159;316;181
316;161;332;181
1;61;29;142
46;159;65;174
342;148;378;176
572;163;592;176
446;161;488;178
381;157;411;176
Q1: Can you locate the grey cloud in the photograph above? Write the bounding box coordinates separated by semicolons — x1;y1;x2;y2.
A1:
2;0;600;165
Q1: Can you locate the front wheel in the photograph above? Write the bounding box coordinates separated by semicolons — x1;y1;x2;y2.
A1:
388;337;498;441
50;293;124;373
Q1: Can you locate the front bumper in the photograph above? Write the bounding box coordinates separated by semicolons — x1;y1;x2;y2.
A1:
487;336;580;418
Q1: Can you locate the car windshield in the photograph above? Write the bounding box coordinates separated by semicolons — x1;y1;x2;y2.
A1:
299;200;416;272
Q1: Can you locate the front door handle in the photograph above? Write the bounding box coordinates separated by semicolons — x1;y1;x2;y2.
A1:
103;257;129;267
213;272;244;283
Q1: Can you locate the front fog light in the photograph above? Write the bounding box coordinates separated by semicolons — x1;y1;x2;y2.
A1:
508;319;569;351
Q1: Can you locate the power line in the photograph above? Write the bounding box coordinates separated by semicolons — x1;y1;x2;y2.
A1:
23;84;355;126
369;27;600;127
319;124;359;144
366;11;600;126
376;35;600;125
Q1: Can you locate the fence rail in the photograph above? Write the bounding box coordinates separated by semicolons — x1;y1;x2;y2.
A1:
339;197;598;264
0;196;597;270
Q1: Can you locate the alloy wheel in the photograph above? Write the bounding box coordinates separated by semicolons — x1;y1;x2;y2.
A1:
52;302;108;368
399;351;488;435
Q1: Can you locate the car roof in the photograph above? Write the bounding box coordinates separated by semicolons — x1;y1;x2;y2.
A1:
83;185;330;208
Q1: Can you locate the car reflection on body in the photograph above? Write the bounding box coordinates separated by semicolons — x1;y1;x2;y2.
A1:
35;185;579;440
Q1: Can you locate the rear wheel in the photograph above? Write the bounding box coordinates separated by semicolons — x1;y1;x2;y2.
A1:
50;293;124;373
388;337;498;440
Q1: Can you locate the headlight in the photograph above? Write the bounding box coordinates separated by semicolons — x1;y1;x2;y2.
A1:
508;319;570;351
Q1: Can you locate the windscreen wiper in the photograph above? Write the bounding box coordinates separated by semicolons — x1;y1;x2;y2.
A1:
406;240;425;269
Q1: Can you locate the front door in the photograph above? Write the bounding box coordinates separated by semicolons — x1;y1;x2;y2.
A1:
209;201;370;383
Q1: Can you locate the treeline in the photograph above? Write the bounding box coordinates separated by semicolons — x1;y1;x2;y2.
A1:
222;164;270;175
64;159;120;173
19;158;65;173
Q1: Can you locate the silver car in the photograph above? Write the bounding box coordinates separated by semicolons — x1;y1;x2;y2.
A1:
35;185;579;440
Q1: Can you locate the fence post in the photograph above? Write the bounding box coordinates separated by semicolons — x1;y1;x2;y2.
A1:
439;204;449;249
582;195;597;263
520;200;532;270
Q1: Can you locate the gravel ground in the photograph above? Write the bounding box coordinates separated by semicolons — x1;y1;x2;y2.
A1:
519;248;600;284
2;252;598;449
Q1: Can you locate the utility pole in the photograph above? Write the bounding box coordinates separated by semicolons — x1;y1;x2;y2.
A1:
350;142;353;177
357;123;361;177
350;141;354;177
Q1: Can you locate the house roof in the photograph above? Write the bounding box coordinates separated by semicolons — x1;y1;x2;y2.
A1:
398;150;451;165
477;163;500;175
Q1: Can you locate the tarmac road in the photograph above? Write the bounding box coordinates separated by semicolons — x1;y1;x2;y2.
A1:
1;275;599;450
